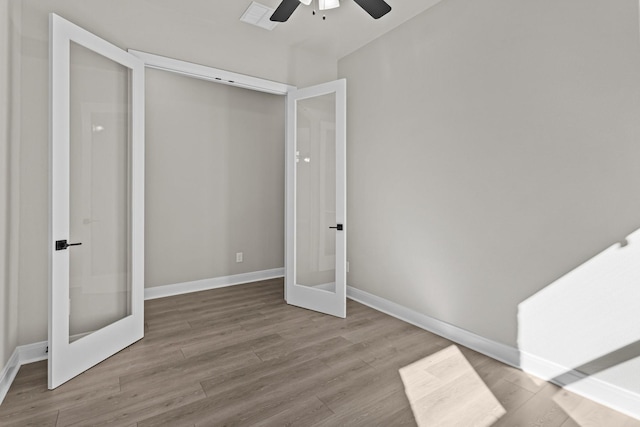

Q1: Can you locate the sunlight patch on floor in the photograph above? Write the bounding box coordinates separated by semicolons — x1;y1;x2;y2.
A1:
399;345;506;426
552;387;640;427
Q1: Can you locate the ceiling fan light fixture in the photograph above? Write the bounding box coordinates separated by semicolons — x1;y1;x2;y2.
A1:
318;0;339;11
271;0;390;22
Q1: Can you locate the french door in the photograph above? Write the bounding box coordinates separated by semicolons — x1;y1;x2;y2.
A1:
285;79;347;318
49;14;145;389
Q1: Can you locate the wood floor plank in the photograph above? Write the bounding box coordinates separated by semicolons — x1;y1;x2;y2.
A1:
138;357;333;426
338;314;413;343
413;370;505;426
254;330;358;361
0;363;121;425
1;278;638;426
475;355;548;395
315;346;409;412
275;316;374;342
86;347;186;380
6;361;48;388
376;406;419;427
119;342;267;392
177;324;290;360
356;333;447;371
553;387;640;427
240;305;360;337
2;409;59;427
247;396;334;427
134;322;243;352
492;383;571;427
312;389;412;427
489;378;536;412
56;383;205;426
200;337;369;401
197;358;368;426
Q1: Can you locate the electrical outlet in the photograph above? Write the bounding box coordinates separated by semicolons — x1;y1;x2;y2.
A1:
236;252;243;263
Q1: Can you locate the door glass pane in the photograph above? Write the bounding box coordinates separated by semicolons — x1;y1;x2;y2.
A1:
68;42;131;342
295;93;336;293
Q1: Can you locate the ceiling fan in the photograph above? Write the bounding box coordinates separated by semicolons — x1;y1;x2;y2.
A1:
270;0;392;22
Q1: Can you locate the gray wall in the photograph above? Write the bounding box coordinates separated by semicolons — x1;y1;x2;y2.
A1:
0;0;13;370
15;0;336;345
339;0;640;396
145;69;285;287
0;0;20;373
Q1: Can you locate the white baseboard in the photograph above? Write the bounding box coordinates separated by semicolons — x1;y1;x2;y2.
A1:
0;349;20;405
519;350;640;421
144;268;284;300
17;341;48;365
346;285;640;421
347;286;520;366
0;341;48;405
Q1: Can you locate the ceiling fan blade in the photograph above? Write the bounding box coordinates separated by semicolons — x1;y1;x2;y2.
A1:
270;0;301;22
353;0;391;19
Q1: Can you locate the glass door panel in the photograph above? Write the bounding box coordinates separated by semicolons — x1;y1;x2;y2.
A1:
286;80;346;318
296;93;337;293
68;42;132;342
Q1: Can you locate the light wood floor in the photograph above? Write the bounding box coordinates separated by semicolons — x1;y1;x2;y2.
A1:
1;278;639;426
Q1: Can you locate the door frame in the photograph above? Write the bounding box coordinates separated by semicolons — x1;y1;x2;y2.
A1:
127;51;296;299
127;50;294;95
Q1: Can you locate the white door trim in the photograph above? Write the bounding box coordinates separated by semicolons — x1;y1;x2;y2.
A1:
127;50;295;95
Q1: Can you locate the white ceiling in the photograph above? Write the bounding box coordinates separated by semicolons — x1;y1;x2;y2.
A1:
142;0;443;60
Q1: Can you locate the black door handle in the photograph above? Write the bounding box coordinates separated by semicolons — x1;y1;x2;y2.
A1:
329;224;343;231
55;240;83;251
